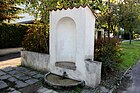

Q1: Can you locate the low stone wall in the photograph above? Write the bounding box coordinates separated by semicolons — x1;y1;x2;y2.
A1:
21;51;49;72
85;61;102;87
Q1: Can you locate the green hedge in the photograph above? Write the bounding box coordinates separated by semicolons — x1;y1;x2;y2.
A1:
0;23;29;49
22;24;49;54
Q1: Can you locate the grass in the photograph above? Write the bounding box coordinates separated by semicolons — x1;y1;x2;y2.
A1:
119;40;140;70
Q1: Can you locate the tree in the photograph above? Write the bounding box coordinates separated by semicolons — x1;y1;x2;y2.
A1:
25;0;94;23
94;0;122;38
0;0;23;22
118;0;140;44
24;0;140;42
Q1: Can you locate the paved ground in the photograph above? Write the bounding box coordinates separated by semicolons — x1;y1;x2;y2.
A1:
115;60;140;93
0;55;21;69
0;48;59;93
0;66;60;93
0;48;21;69
0;48;22;56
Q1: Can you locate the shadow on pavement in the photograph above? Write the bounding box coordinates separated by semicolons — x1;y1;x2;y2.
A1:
0;53;20;62
0;66;43;93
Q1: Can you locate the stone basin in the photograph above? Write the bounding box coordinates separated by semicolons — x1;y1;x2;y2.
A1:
44;72;85;88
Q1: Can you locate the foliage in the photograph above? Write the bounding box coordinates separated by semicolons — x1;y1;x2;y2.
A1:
95;0;121;38
119;0;140;31
0;23;28;48
24;0;98;23
22;23;49;54
24;0;140;36
119;40;140;70
0;0;24;22
96;0;140;38
94;38;122;75
118;0;140;44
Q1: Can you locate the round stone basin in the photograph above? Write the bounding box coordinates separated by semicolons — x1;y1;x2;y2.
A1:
44;72;84;88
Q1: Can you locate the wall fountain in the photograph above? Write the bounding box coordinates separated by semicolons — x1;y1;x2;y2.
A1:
44;5;102;88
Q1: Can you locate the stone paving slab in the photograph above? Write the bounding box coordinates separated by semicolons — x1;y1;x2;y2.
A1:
9;90;21;93
0;70;6;76
15;80;29;89
7;70;19;75
8;77;18;82
18;75;31;81
33;74;44;79
37;87;56;93
37;87;49;93
12;73;24;78
52;91;58;93
6;87;21;93
0;80;8;89
2;66;14;72
25;71;38;76
25;78;39;84
14;67;30;73
0;74;11;80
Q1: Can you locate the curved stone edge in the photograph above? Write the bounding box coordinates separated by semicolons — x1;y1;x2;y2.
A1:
44;72;85;89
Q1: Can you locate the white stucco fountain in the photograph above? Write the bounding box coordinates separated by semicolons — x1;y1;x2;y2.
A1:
44;5;102;88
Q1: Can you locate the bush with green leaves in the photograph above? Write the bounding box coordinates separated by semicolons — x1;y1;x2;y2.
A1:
94;38;123;75
22;24;49;54
0;23;29;48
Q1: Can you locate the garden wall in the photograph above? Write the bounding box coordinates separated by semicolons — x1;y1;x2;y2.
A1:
21;51;49;72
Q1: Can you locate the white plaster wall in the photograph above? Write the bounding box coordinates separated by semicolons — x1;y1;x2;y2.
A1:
21;51;49;72
56;17;76;62
49;7;87;79
49;6;101;88
85;7;95;61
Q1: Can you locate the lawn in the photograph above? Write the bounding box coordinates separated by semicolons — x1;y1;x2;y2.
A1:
119;40;140;70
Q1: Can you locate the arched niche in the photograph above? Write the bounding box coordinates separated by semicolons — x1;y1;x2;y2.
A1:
56;17;76;63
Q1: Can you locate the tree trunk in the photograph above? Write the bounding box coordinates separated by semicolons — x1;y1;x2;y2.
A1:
107;17;111;39
129;31;132;44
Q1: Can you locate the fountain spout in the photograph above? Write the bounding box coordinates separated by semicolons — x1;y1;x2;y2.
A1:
62;72;68;78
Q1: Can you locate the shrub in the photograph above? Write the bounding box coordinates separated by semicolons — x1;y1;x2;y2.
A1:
22;24;49;54
94;38;123;75
0;23;29;48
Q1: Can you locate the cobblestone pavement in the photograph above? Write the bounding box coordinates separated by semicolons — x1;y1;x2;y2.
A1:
0;66;59;93
0;66;96;93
